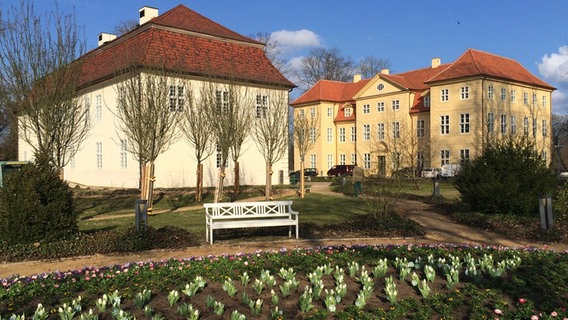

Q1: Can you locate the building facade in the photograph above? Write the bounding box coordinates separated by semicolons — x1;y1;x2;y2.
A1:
291;49;555;176
18;5;294;188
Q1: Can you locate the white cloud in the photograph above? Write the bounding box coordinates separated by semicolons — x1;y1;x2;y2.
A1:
552;89;568;114
270;29;322;55
538;46;568;82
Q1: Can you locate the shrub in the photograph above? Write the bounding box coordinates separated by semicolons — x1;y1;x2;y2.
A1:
0;157;77;244
454;138;556;216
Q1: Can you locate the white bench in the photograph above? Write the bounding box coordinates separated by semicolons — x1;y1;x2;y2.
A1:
204;201;299;244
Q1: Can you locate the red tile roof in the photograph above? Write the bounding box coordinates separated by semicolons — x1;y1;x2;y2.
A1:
290;79;370;106
426;49;555;90
78;5;294;89
381;64;451;90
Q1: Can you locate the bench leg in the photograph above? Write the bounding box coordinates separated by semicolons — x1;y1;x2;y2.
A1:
295;223;299;239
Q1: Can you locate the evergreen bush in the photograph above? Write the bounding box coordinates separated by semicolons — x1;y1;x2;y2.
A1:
454;138;556;216
0;157;77;244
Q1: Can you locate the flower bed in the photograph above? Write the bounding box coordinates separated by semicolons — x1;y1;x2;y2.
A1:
1;244;567;319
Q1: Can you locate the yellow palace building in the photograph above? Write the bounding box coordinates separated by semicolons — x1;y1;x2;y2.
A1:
290;49;555;176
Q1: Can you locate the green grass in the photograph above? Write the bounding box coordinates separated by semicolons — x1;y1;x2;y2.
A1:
78;193;371;233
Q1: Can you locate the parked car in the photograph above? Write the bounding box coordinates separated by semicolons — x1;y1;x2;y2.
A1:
289;168;318;184
327;164;354;177
441;163;461;178
421;168;441;178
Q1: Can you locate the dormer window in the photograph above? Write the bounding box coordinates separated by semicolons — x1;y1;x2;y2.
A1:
424;96;431;108
344;107;352;117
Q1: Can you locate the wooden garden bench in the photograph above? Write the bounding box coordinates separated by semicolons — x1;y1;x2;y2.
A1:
204;201;299;244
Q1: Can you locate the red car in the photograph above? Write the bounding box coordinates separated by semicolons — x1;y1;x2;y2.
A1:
326;165;354;177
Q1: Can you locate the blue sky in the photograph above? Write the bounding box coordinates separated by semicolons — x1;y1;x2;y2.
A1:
5;0;568;113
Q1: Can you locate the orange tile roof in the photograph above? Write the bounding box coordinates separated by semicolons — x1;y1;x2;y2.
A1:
290;79;370;106
381;64;451;90
78;5;294;89
426;49;555;90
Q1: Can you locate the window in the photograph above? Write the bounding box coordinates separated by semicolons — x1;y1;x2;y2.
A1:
339;128;346;142
533;118;538;138
298;109;305;118
363;104;370;114
392;100;400;110
377;123;385;140
326;128;333;143
542;119;548;136
120;139;127;169
216;90;229;113
461;86;469;99
511;115;517;134
523;117;529;135
441;149;450;166
542;96;547;107
487;112;495;133
344;107;352;117
96;142;103;169
417;152;424;169
95;94;102;120
364;153;371;169
532;93;538;106
339;154;346;165
351;154;357;165
460;149;470;162
310;154;316;169
523;92;529;105
310;128;316;143
488;85;494;99
441;89;449;102
511;89;516;102
255;95;269;118
440;115;449;134
327;154;333;169
363;124;370;141
424;96;430;108
215;144;227;168
84;98;91;121
542;150;548;161
417;120;425;137
377;102;385;112
310;107;316;118
169;85;185;112
500;88;506;101
327;107;333;117
351;126;356;142
392;152;400;170
460;113;470;134
500;114;507;134
392;122;400;139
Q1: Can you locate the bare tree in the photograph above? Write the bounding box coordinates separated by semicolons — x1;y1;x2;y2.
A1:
0;0;89;176
252;32;290;77
552;113;568;174
203;81;253;202
357;56;392;79
178;82;214;202
114;66;181;213
113;19;138;36
252;90;289;200
295;47;354;91
292;108;320;198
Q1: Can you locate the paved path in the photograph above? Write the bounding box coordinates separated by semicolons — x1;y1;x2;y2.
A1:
0;182;565;278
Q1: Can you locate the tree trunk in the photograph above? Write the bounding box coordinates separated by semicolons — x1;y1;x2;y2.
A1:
234;161;240;196
195;162;203;202
214;167;225;203
145;161;155;214
265;164;272;200
300;160;305;198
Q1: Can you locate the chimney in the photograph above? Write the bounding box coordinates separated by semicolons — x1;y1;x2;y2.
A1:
98;32;116;46
381;68;390;75
353;74;362;83
431;57;441;68
139;6;159;25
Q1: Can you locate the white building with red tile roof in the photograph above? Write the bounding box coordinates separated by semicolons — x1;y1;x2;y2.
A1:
19;5;295;188
291;49;554;176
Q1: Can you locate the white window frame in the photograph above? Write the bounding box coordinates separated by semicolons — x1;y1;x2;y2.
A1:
460;149;470;162
363;153;371;169
523;92;529;105
255;95;269;118
460;86;469;99
523;117;529;135
363;124;370;141
533;118;538;138
344;107;352;117
95;94;102;120
327;107;333;117
440;149;450;166
487;112;495;133
170;85;185;112
339;154;346;165
377;101;385;112
310;154;316;169
392;121;400;139
96;142;103;169
363;104;370;114
542;119;548;136
326;128;333;143
351;126;356;142
424;95;430;108
440;115;449;135
542;95;547;107
511;115;517;134
510;90;516;102
392;99;400;110
441;89;449;102
500;88;506;101
339;128;346;142
327;154;333;169
488;85;494;99
500;114;507;134
120;139;127;169
417;120;425;137
460;113;470;134
377;123;385;140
